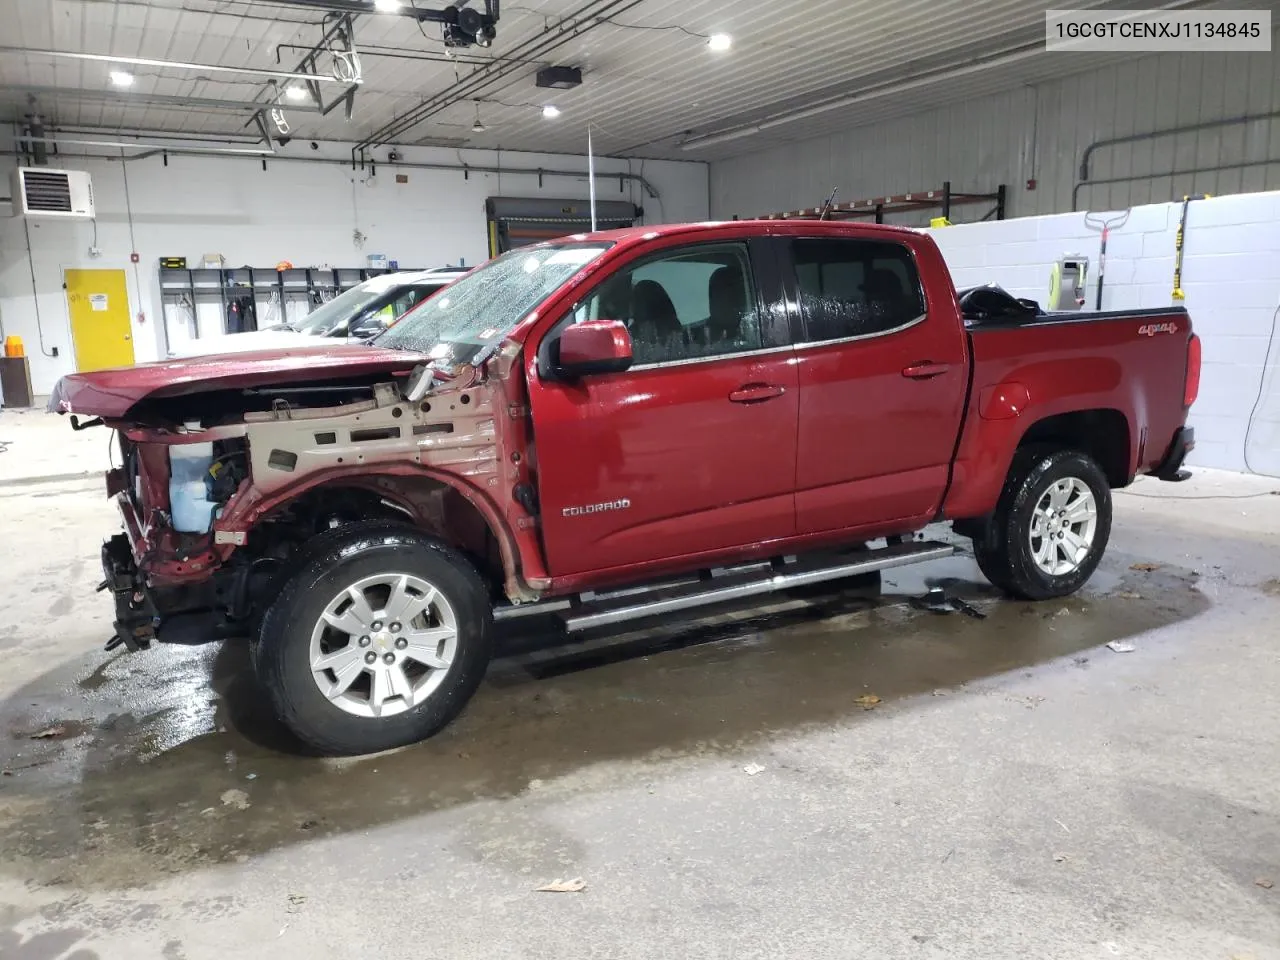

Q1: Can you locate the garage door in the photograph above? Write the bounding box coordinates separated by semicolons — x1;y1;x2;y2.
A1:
486;196;641;256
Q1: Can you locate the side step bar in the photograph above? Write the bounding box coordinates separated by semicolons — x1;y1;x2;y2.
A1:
560;540;956;632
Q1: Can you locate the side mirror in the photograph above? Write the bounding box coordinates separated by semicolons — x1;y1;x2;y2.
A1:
555;320;633;378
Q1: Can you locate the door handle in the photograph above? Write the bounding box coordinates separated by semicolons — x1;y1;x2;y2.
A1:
728;383;786;403
902;362;953;380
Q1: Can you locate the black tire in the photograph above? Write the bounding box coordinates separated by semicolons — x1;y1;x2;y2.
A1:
972;447;1112;601
253;521;493;755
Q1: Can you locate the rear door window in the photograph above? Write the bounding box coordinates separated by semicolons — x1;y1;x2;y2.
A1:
791;238;925;343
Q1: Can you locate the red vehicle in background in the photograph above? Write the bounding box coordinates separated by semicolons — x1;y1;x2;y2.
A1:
51;220;1200;754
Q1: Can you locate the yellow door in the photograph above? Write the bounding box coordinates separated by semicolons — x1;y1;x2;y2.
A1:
65;269;135;371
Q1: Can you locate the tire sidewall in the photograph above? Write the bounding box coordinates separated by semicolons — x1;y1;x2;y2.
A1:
256;525;493;754
1002;451;1112;600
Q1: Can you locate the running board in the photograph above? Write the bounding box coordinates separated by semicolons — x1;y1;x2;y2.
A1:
559;540;956;633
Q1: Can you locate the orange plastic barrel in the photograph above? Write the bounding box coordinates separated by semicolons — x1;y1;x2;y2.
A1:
3;336;24;358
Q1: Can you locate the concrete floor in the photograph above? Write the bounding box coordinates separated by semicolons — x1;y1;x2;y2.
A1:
2;410;1279;960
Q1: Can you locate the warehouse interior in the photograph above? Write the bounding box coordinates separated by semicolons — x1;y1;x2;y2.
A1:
1;1;1279;956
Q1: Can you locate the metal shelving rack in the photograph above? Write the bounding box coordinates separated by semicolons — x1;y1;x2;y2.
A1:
757;182;1007;224
157;264;430;337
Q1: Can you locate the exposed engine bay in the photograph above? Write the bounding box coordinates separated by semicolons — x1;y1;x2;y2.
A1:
95;353;532;653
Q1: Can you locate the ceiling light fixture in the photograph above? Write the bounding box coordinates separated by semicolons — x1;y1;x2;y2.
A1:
108;70;134;87
471;102;486;133
285;85;308;101
707;33;732;52
373;0;403;11
542;104;561;119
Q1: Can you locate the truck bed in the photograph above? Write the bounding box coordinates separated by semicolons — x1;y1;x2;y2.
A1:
943;306;1193;519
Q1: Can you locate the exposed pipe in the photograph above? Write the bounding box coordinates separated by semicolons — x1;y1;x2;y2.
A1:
27;113;48;165
0;46;354;83
3;83;324;115
355;0;643;151
10;135;275;157
1078;110;1280;181
0;146;661;198
1071;158;1280;211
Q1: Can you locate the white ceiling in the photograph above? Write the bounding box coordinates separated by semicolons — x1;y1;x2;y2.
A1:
1;0;1271;162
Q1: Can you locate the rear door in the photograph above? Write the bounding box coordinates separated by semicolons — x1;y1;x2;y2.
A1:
782;235;968;534
527;238;798;578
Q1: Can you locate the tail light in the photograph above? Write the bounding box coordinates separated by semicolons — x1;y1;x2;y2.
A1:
1184;333;1201;407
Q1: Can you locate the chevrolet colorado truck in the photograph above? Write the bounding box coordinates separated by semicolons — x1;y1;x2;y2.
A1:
50;220;1201;754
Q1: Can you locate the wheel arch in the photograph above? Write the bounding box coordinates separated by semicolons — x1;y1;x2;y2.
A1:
1015;408;1132;487
222;465;527;601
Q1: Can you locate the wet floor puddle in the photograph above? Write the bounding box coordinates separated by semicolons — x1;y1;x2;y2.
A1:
0;550;1206;889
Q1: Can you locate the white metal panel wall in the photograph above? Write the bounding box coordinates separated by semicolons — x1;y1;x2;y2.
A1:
711;36;1280;222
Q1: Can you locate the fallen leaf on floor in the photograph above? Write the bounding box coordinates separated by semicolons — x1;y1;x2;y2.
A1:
854;694;881;709
1130;562;1160;572
742;762;766;776
537;878;586;893
287;894;307;912
1053;853;1070;863
931;689;948;697
1256;877;1274;889
29;724;67;740
1117;591;1142;600
220;789;251;810
1106;641;1136;653
1053;607;1071;618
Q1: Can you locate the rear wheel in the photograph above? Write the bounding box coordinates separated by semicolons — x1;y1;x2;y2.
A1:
972;448;1112;601
254;522;493;755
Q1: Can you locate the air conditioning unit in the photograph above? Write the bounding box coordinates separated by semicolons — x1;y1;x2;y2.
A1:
9;167;96;220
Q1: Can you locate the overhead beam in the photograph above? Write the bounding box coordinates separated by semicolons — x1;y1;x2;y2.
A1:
0;46;354;83
0;84;324;114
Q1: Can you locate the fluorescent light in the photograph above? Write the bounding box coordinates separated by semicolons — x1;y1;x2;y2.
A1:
373;0;402;10
541;104;561;119
285;85;308;101
708;33;732;52
108;70;134;87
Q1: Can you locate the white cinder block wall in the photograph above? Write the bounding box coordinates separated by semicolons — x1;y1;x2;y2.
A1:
924;191;1280;477
0;142;709;395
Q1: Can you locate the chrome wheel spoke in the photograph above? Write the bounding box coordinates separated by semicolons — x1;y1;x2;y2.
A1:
385;663;414;702
401;627;454;670
1063;530;1088;559
383;575;435;626
323;586;377;636
369;666;390;717
1064;499;1095;524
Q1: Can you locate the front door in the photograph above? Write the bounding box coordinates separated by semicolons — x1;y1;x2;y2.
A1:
528;239;797;578
784;235;969;534
65;269;135;371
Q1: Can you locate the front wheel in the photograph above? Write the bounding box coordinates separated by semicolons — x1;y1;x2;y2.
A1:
253;522;494;755
972;448;1112;601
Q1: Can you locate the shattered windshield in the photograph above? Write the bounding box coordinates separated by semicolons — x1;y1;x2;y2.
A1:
374;242;611;364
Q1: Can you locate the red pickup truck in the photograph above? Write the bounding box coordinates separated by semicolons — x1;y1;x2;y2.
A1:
52;220;1200;754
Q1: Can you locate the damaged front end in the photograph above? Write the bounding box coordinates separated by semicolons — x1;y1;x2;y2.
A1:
54;344;540;653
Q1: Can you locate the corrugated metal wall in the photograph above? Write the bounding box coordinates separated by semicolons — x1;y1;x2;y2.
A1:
710;40;1280;223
